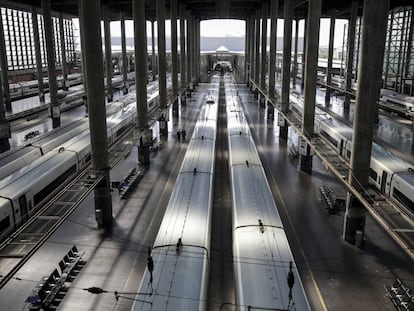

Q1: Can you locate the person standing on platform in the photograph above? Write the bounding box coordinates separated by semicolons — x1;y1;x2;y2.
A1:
181;129;186;141
177;130;181;142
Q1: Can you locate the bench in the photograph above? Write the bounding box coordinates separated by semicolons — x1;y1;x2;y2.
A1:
385;278;414;311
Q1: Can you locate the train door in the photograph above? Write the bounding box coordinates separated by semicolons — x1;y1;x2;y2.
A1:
381;171;388;193
19;195;28;223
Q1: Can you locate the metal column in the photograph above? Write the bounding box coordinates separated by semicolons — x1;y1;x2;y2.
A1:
299;0;321;173
79;0;112;230
59;13;68;90
103;5;113;102
268;0;278;120
151;20;157;81
120;11;128;94
344;0;390;246
0;67;10;152
245;19;249;84
42;0;60;128
301;18;307;89
32;7;45;104
249;15;255;88
179;4;186;91
157;0;168;137
325;15;335;104
280;0;293;140
186;14;192;92
171;0;178;101
0;10;10;111
254;11;260;89
260;2;268;94
344;0;358;111
293;19;299;87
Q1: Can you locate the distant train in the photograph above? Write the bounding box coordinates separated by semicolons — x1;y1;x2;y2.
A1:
131;74;220;310
0;80;162;181
225;73;311;310
0;81;166;241
380;88;414;116
289;95;414;220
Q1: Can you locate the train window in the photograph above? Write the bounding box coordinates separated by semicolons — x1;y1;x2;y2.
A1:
116;125;129;138
369;169;378;182
346;149;351;159
0;216;11;234
320;130;338;147
33;164;76;206
392;188;414;214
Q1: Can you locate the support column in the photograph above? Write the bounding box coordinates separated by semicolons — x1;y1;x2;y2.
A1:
248;16;255;88
0;11;11;111
103;5;112;102
59;13;68;90
260;2;268;93
186;14;192;92
300;0;321;173
191;18;197;87
171;0;178;105
179;4;186;91
120;11;128;94
268;0;278;120
133;0;150;164
280;0;293;140
0;70;11;152
42;0;60;128
151;20;157;81
293;19;299;87
383;12;393;89
245;19;249;84
344;0;358;111
344;0;389;246
157;0;168;137
196;19;200;84
254;12;260;89
32;7;45;104
301;18;307;89
325;15;335;104
79;0;112;230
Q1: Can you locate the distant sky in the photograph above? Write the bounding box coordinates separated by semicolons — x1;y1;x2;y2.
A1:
73;18;348;49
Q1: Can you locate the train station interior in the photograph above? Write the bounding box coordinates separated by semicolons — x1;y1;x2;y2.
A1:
0;0;414;310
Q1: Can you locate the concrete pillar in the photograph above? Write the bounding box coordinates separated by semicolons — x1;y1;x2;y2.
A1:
42;0;60;128
171;0;178;101
0;70;11;152
59;13;68;90
260;2;268;92
32;7;45;104
325;15;335;104
344;0;389;245
103;5;113;102
0;11;11;111
179;4;186;90
77;0;88;114
151;20;157;81
268;0;278;120
300;0;321;173
120;11;128;94
79;0;112;230
245;19;249;84
301;18;307;89
280;0;293;140
186;14;192;92
254;12;260;88
293;19;299;87
248;16;255;88
344;0;358;111
196;19;200;84
157;0;168;138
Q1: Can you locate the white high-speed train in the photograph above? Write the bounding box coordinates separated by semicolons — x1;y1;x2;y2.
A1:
131;75;220;311
0;80;162;181
225;74;311;310
289;95;414;220
0;97;143;240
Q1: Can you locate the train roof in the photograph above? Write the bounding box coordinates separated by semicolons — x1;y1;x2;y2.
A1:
371;142;412;172
393;169;414;185
234;227;311;310
0;152;76;199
